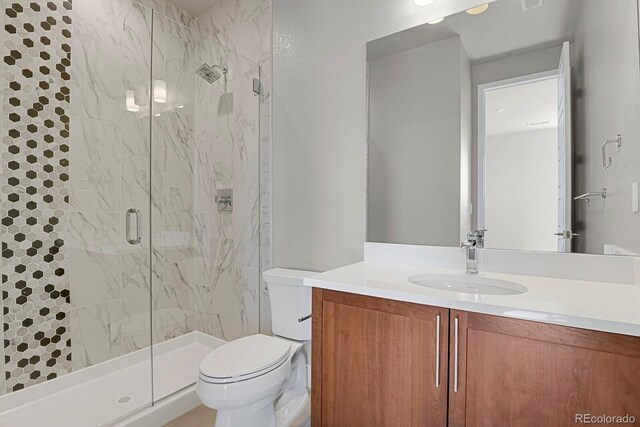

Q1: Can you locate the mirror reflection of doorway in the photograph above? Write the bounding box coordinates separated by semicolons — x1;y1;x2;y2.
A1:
478;44;571;252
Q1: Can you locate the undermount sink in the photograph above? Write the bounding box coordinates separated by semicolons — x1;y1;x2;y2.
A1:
408;273;527;296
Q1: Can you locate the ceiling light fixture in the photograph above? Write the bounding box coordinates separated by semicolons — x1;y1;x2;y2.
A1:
414;0;435;6
466;3;489;14
428;17;445;24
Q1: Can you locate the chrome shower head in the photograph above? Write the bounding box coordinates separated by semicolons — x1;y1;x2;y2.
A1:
196;63;227;84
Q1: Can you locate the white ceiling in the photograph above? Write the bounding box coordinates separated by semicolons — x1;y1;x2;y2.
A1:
367;0;581;63
166;0;219;17
485;77;558;136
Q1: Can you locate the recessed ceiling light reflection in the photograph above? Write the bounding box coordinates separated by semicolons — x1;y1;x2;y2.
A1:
153;80;167;103
125;90;140;112
414;0;435;6
466;3;489;14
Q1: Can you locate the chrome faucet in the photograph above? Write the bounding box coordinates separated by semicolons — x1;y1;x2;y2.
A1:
461;230;486;275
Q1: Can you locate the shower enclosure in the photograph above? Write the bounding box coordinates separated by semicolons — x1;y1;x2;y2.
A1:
0;1;265;424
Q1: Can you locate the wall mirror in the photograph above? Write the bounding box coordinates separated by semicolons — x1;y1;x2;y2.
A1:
366;0;640;255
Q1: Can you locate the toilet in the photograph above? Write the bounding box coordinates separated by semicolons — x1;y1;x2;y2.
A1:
196;269;316;427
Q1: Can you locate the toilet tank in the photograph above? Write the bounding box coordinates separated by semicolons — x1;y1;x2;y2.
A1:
263;269;317;341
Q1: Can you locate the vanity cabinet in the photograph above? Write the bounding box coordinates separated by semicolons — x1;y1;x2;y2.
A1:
312;289;449;427
312;289;640;427
449;310;640;427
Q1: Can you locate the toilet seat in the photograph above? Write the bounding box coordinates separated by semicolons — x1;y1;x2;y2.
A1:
199;334;291;384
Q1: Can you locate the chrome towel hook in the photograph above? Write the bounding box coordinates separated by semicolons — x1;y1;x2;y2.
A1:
602;134;622;169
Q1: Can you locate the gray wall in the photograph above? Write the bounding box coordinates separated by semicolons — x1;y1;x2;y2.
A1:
572;0;640;254
272;0;490;271
367;37;466;247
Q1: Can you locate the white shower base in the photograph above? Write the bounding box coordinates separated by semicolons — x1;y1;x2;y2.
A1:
0;332;224;427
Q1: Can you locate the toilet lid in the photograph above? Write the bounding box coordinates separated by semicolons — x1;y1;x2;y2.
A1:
199;334;291;381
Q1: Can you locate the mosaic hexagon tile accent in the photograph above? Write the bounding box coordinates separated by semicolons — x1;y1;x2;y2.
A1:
2;0;72;392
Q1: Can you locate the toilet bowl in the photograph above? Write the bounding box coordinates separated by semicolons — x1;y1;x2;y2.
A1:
196;269;316;427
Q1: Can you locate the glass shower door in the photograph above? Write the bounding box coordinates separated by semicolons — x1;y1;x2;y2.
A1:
115;0;156;414
0;0;154;423
149;11;261;403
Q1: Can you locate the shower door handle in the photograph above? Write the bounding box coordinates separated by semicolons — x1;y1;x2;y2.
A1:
126;208;142;245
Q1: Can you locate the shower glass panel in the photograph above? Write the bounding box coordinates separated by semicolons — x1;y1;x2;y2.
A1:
0;0;154;421
150;11;261;402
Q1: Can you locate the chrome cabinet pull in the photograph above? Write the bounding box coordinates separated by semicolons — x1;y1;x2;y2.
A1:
435;313;441;388
126;208;142;245
454;316;459;393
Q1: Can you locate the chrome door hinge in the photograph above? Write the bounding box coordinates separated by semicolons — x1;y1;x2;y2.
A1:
253;78;261;95
555;230;579;239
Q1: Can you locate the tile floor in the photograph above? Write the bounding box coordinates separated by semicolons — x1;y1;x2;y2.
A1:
164;400;311;426
163;405;216;426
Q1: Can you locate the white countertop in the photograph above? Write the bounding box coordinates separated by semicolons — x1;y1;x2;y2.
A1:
304;262;640;337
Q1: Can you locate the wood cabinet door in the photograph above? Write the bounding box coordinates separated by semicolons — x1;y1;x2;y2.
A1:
312;289;448;427
448;310;640;427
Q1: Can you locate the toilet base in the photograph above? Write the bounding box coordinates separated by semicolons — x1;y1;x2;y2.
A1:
215;396;276;427
275;350;310;426
275;389;309;427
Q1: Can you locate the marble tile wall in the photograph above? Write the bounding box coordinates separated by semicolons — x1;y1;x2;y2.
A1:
197;0;273;336
197;0;267;65
138;0;196;28
193;37;261;341
150;10;198;346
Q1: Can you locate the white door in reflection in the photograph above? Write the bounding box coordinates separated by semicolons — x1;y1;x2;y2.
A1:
478;67;565;252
